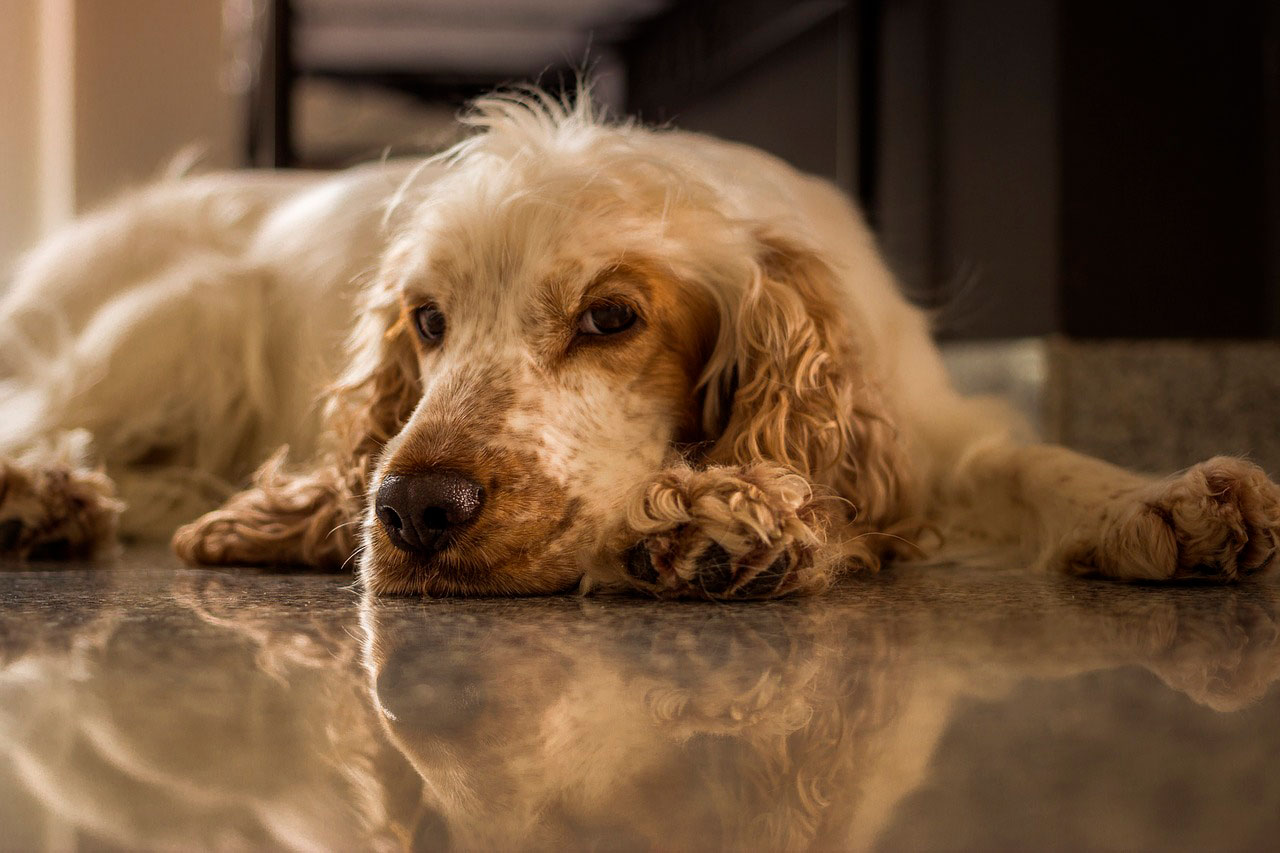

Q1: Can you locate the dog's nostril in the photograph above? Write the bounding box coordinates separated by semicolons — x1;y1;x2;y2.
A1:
376;504;403;532
421;506;449;532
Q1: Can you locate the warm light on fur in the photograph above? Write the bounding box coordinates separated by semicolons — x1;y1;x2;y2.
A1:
2;88;1278;596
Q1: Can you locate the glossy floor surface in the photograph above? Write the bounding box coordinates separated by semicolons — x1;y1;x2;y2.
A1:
2;550;1279;851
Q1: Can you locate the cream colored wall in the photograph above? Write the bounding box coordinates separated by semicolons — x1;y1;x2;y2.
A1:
1;0;239;272
0;2;42;271
72;0;238;212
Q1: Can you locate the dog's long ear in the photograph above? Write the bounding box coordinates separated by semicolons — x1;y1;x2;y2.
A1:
325;280;423;481
173;277;421;570
699;233;911;535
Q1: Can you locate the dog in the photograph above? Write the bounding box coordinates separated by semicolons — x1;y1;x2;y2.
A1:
2;89;1278;597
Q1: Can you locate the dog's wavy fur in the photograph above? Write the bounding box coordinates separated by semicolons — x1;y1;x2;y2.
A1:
2;88;1278;596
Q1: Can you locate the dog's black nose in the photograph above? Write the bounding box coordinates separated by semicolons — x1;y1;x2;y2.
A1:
375;470;485;554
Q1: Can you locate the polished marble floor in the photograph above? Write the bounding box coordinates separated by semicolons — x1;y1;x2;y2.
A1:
1;549;1278;850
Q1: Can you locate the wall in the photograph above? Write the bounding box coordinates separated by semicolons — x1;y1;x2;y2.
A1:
0;2;43;271
0;0;239;273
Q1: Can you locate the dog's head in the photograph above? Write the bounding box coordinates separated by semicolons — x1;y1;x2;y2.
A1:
338;92;907;596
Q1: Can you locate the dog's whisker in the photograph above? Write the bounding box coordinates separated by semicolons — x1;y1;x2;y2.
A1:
340;544;368;575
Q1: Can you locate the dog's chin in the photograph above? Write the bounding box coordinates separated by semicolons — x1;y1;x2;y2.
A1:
362;531;584;597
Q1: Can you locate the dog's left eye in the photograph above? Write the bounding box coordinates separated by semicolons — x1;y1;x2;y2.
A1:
578;303;637;336
413;303;446;343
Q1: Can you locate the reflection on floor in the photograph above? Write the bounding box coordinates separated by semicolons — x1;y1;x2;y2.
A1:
2;550;1278;850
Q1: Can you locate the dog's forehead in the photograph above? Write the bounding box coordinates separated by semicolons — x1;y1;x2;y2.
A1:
403;157;669;296
410;220;633;319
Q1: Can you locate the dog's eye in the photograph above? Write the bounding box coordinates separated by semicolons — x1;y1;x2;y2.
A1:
413;303;446;343
578;303;637;336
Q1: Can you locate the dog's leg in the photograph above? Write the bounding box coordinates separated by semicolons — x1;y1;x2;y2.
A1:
171;452;360;571
612;464;844;599
1056;455;1280;581
933;444;1280;582
0;450;123;560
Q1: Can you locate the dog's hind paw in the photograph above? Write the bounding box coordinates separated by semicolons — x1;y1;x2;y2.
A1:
1060;457;1280;582
0;458;122;560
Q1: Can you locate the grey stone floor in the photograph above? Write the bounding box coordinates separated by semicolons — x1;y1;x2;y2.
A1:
2;549;1279;850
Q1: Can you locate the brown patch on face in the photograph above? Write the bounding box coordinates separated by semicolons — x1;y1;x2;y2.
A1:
552;259;720;442
644;269;721;443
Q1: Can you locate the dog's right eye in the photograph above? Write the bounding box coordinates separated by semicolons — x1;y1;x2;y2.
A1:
577;302;637;336
413;303;446;344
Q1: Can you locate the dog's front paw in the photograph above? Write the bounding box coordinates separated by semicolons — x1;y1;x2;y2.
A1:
1062;457;1280;582
0;459;122;560
618;465;829;599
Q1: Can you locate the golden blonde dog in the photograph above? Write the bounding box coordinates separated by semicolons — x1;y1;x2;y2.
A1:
2;89;1277;597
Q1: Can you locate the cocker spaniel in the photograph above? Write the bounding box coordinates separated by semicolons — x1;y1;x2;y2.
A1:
2;90;1278;597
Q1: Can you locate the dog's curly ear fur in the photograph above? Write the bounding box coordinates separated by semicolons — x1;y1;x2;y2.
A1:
698;233;913;560
173;279;421;569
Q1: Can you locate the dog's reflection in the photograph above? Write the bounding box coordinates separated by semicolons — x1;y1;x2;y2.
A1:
3;571;1279;850
364;578;1280;850
0;570;423;851
366;601;895;850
